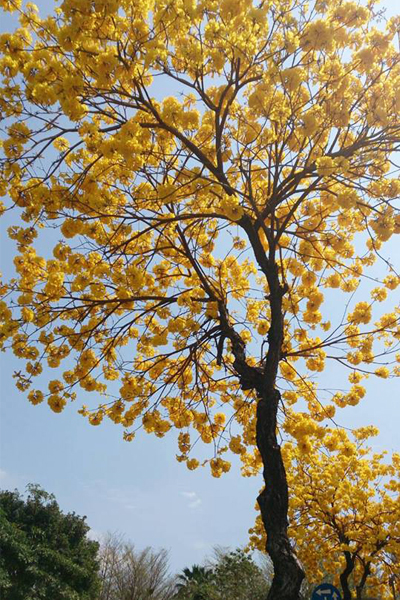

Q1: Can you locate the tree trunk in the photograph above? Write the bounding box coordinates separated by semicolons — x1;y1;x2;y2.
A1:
389;574;397;600
257;242;304;599
256;389;305;600
340;551;355;600
230;218;305;599
356;562;371;600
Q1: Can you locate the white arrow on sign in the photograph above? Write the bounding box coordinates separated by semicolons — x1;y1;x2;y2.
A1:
314;584;341;600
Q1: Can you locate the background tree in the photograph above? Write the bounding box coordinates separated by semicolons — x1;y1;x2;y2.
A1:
208;547;271;600
0;484;100;600
175;565;215;600
1;0;400;597
174;548;271;600
98;532;175;600
250;428;400;600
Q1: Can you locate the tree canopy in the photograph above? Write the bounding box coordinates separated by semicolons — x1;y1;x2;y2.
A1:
1;0;400;597
0;484;100;600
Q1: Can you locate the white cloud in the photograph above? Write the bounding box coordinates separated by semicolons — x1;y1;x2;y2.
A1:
83;480;137;511
181;491;197;499
181;491;202;509
0;468;7;481
188;498;202;509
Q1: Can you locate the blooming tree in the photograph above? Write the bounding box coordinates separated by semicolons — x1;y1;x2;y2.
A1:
250;427;400;599
1;0;400;597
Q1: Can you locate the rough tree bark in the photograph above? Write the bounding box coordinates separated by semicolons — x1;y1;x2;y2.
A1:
222;215;305;600
256;250;305;600
340;550;355;600
257;390;305;600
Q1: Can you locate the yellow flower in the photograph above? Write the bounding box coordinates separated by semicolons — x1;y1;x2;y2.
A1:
214;412;226;425
325;273;341;288
48;379;63;394
47;394;66;413
28;389;44;405
348;302;372;325
303;310;322;324
383;275;399;290
301;20;334;51
316;156;336;178
257;320;269;335
298;439;312;454
186;458;199;470
374;366;389;379
20;307;34;322
219;196;244;221
89;411;104;426
370;287;387;302
348;371;362;384
210;457;231;477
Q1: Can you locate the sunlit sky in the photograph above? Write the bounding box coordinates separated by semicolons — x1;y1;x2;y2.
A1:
1;0;399;575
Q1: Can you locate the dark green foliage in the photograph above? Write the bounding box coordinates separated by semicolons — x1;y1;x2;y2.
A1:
174;549;271;600
175;565;216;600
0;484;100;600
212;548;271;600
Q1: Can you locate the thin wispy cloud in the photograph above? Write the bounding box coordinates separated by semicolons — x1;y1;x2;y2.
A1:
83;480;137;511
188;498;202;509
181;491;202;509
181;491;197;499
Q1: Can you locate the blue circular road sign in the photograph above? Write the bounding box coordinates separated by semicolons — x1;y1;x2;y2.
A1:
312;583;342;600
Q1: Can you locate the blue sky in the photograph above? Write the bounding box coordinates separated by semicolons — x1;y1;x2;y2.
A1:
1;0;399;575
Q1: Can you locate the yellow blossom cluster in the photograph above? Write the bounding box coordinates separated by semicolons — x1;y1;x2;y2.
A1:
249;429;400;597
